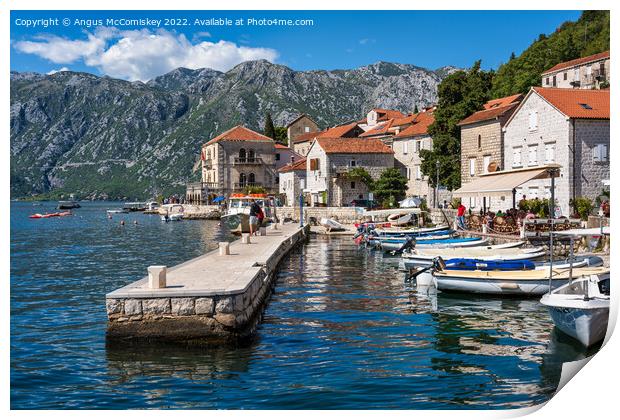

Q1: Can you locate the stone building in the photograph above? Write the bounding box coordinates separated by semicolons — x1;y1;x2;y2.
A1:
503;87;609;216
391;110;436;203
304;138;394;206
286;114;320;146
541;51;610;90
457;94;522;210
278;158;307;206
358;108;406;132
200;125;277;198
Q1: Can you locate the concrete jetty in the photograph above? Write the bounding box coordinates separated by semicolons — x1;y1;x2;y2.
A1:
106;223;309;343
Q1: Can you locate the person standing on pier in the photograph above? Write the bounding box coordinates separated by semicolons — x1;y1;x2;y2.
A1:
456;202;467;230
249;199;262;236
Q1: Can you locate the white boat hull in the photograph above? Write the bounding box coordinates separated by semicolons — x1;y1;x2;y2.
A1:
547;305;608;347
434;275;567;296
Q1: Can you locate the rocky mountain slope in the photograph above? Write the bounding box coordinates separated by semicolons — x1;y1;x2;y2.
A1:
11;60;454;199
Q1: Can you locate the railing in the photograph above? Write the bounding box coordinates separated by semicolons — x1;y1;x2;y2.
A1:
233;157;264;165
332;165;353;175
233;182;263;190
187;181;220;190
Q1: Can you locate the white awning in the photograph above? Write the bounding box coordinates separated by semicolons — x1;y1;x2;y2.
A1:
453;164;561;198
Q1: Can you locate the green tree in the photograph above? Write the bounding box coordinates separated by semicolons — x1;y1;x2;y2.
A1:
274;126;288;144
346;167;374;190
420;60;493;192
373;168;408;207
264;112;276;140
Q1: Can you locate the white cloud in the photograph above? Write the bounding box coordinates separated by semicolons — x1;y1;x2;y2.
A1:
47;67;69;75
14;28;279;81
359;38;376;45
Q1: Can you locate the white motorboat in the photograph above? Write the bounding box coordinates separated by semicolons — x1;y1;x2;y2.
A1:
540;274;609;347
106;208;129;214
380;236;488;253
161;204;184;222
387;212;415;226
220;195;276;233
419;264;609;296
540;228;610;347
320;217;345;232
375;224;450;236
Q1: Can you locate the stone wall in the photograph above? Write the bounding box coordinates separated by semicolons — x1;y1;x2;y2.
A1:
574;119;610;202
278;206;364;224
392;134;432;200
106;225;310;343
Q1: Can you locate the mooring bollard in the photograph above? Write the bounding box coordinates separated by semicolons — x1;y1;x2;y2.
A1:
219;242;230;256
242;233;251;244
148;265;167;289
260;226;267;236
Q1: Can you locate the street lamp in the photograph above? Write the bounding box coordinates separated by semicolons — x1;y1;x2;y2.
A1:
435;160;440;208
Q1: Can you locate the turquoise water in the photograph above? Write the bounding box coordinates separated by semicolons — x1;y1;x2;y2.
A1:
10;201;595;409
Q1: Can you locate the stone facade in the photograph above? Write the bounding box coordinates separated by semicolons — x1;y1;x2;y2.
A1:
304;141;394;207
503;90;609;216
279;168;306;206
391;134;432;203
202;138;277;196
286;115;319;146
542;52;610;90
293;140;312;157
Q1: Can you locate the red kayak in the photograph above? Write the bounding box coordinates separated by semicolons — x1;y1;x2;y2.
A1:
29;211;72;219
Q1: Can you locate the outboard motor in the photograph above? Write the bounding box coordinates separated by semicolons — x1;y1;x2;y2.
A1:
404;256;445;285
393;235;416;255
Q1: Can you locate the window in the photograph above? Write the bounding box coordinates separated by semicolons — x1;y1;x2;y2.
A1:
248;173;256;184
239;173;247;185
406;167;411;180
239;148;246;160
415;140;421;152
403;142;408;155
579;103;592;110
477;134;482;149
309;158;320;171
586;65;592;76
300;179;305;189
529;187;539;199
574;68;579;80
528;111;538;131
469;158;476;177
351;182;356;189
552;75;556;87
469;196;476;208
483;155;491;174
512;147;522;167
593;144;608;162
350;160;357;167
545;77;550;85
528;145;537;166
275;153;281;161
304;126;310;133
416;165;422;180
544;143;556;163
563;72;567;80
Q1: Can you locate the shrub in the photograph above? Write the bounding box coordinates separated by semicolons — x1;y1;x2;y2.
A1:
570;196;593;221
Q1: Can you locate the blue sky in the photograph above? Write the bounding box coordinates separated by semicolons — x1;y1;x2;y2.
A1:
11;10;582;81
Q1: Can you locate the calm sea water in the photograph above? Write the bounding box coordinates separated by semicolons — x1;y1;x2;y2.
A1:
10;201;596;409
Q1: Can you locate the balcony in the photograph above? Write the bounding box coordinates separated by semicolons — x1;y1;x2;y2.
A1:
233;157;264;165
203;159;213;169
188;181;221;190
233;182;263;190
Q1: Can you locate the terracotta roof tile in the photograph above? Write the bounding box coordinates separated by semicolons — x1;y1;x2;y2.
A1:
205;125;273;146
483;94;523;110
275;143;290;149
373;108;405;121
316;122;360;138
542;51;610;75
457;103;519;126
359;119;394;137
293;130;322;143
278;158;307;172
394;112;435;138
533;87;609;119
315;138;394;154
392;114;417;127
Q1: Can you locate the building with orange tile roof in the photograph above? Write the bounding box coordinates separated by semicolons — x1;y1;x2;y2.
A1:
285;114;320;147
502;87;609;215
541;51;609;90
304;137;394;206
198;125;278;199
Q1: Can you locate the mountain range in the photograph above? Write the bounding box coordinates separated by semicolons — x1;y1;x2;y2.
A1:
10;60;456;199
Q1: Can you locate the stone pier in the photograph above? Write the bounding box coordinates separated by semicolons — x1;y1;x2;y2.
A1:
106;223;310;343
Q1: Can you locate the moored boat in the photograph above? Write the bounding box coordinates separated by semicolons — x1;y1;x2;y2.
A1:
380;236;488;253
402;244;545;268
320;217;345;232
160;204;184;222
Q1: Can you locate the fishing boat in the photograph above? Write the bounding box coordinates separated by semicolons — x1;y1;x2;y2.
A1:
106;208;129;214
540;228;610;347
160;204;184;222
320;218;345;232
421;263;609;296
57;197;80;209
402;246;546;268
380;236;488;253
220;194;276;233
123;202;147;212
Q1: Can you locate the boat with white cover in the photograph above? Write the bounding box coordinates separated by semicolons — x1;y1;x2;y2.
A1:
320;217;346;232
540;227;610;347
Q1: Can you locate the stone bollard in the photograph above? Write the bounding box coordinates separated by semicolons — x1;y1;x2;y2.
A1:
482;224;488;234
242;233;251;244
219;242;230;256
148;265;167;289
260;226;267;236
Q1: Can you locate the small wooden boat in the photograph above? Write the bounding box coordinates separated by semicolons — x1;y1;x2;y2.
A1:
428;265;610;296
320;217;345;232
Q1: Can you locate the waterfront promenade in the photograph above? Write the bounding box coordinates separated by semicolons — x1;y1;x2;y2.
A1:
106;222;309;343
